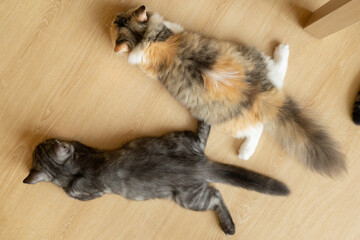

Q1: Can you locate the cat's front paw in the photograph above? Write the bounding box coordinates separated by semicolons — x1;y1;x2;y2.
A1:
128;48;146;65
274;44;289;62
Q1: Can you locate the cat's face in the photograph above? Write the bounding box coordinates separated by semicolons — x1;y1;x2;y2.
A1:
23;139;76;186
110;5;148;54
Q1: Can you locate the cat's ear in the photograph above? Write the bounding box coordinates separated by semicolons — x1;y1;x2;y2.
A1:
134;5;147;22
23;170;50;184
114;41;130;53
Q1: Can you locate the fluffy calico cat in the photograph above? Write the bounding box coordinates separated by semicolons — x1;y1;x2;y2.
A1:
110;6;346;177
23;121;289;235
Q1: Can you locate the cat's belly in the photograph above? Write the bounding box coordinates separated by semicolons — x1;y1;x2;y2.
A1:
113;184;173;201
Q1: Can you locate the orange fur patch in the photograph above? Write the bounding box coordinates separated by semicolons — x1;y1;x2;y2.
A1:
141;34;181;77
202;56;247;103
214;89;285;135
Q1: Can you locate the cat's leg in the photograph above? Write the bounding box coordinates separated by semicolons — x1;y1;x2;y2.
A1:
235;123;264;160
173;184;235;235
128;12;172;65
128;44;148;65
196;120;211;151
163;21;184;33
64;178;104;201
264;44;289;89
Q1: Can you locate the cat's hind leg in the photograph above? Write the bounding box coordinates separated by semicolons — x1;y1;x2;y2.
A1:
264;44;289;89
235;123;264;160
173;184;235;235
196;120;211;151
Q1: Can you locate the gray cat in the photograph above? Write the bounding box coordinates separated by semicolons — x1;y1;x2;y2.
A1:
23;121;289;235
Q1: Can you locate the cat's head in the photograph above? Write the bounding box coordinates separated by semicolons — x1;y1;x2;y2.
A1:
23;139;78;187
110;5;148;54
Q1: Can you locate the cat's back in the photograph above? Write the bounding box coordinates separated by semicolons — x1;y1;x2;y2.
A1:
118;131;201;154
175;31;260;67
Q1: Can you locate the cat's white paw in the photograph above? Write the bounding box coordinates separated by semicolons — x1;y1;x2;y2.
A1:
128;48;146;65
164;21;184;33
238;145;255;160
274;44;289;62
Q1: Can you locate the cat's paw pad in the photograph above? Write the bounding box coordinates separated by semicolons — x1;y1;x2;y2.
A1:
274;44;289;61
238;146;254;160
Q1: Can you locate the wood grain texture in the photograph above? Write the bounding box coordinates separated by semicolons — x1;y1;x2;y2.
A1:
0;0;360;239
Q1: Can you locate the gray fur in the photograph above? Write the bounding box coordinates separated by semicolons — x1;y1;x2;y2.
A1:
24;121;289;235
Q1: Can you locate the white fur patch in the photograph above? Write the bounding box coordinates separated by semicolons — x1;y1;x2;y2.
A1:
234;123;264;160
204;70;240;88
164;21;184;33
128;46;147;65
264;44;289;89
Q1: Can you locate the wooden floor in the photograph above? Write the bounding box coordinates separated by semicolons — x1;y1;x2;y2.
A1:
1;0;360;239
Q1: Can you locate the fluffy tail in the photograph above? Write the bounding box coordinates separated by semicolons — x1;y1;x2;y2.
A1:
205;162;290;196
266;96;346;177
